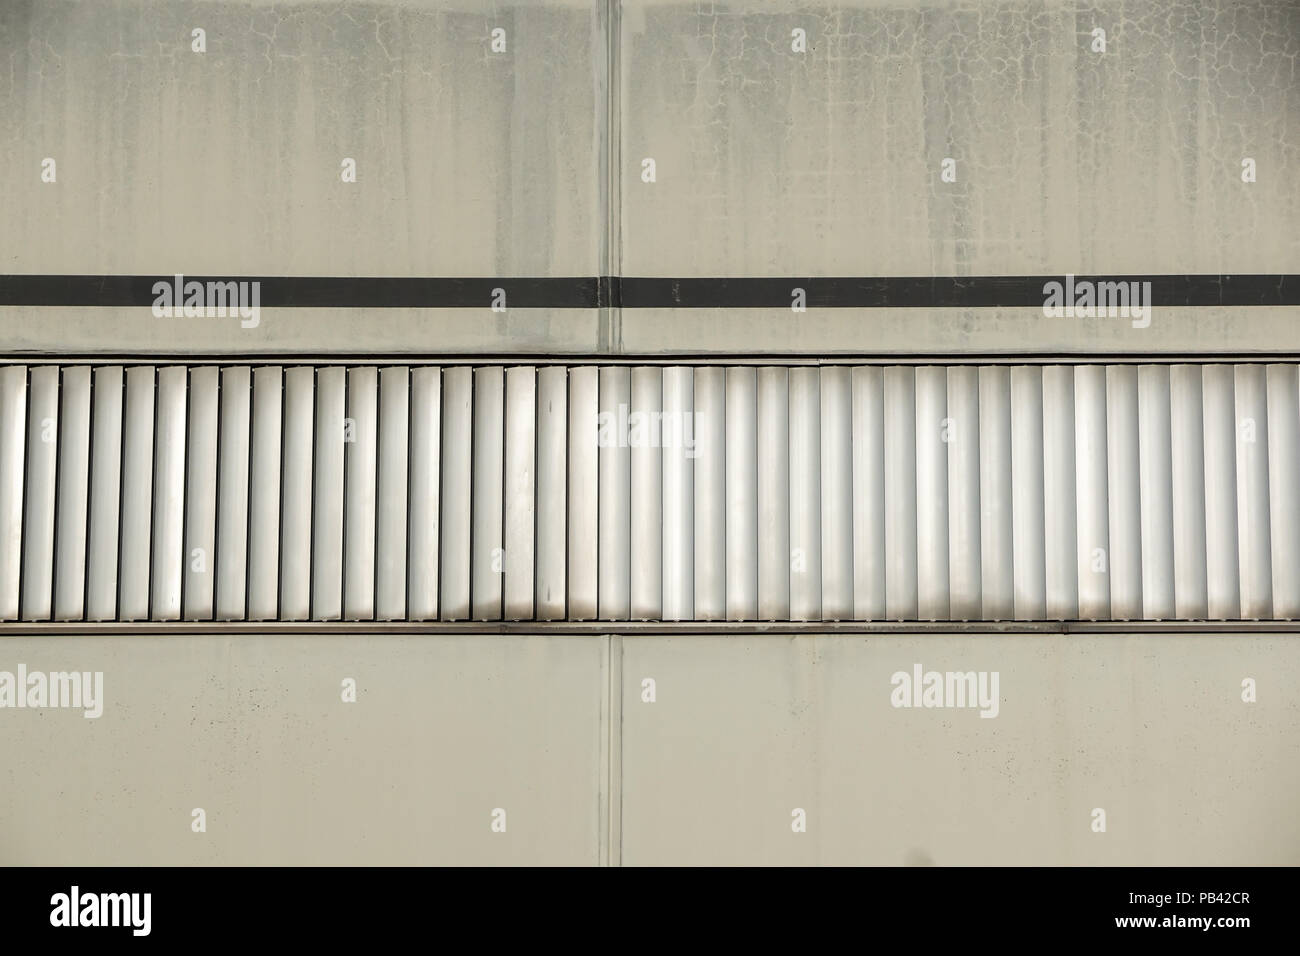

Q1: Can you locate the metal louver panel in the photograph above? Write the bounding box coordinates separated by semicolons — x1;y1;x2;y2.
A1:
118;367;154;622
440;366;471;622
533;367;565;620
85;367;123;621
946;367;981;620
661;367;694;622
568;368;598;621
215;367;251;621
630;367;662;621
3;362;1300;624
246;366;283;621
724;367;755;621
375;366;410;622
151;366;187;622
344;366;378;622
694;367;726;621
21;366;58;621
54;367;91;621
820;367;853;622
407;366;441;621
280;367;314;621
183;366;218;621
598;366;630;622
757;367;790;620
0;367;26;620
312;366;345;622
788;367;821;622
470;367;504;622
503;366;536;621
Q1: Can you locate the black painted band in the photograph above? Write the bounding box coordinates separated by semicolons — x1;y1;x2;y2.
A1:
0;274;1295;309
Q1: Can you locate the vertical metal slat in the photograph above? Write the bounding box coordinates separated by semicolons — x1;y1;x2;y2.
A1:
407;367;441;621
504;366;536;621
978;366;1013;620
598;366;631;621
631;367;663;620
85;367;123;621
1169;365;1208;619
21;367;58;621
439;366;472;621
375;367;410;621
757;367;790;620
884;367;918;621
1042;365;1077;621
852;367;886;620
54;367;92;621
693;367;726;620
471;367;504;621
118;366;155;622
215;368;251;620
183;367;218;620
914;366;949;620
534;367;567;620
1106;366;1143;620
819;367;853;621
661;366;694;621
1235;365;1272;619
1201;365;1240;620
247;366;283;621
0;367;25;621
344;367;378;621
1138;366;1176;620
1010;366;1045;620
279;366;315;621
724;367;756;621
946;366;981;621
1266;364;1300;618
1074;365;1110;621
788;367;821;621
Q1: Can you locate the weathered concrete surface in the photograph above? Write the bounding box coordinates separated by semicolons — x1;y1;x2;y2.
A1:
0;635;607;865
0;0;607;354
0;305;605;355
620;0;1300;277
0;632;1295;865
2;1;1297;354
0;0;603;278
615;305;1300;355
620;633;1300;865
614;0;1300;353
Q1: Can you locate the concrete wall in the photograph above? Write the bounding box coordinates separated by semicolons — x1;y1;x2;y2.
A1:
0;0;1295;354
0;632;1295;865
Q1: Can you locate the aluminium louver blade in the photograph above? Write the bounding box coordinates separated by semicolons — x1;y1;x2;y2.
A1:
21;366;58;621
54;367;91;621
344;367;378;622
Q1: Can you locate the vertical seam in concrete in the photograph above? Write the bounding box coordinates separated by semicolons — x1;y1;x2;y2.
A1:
598;632;609;864
600;632;623;865
598;0;622;354
595;0;609;353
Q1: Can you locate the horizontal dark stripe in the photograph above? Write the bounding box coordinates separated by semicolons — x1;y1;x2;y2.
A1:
620;275;1300;308
0;274;1296;308
0;275;602;309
